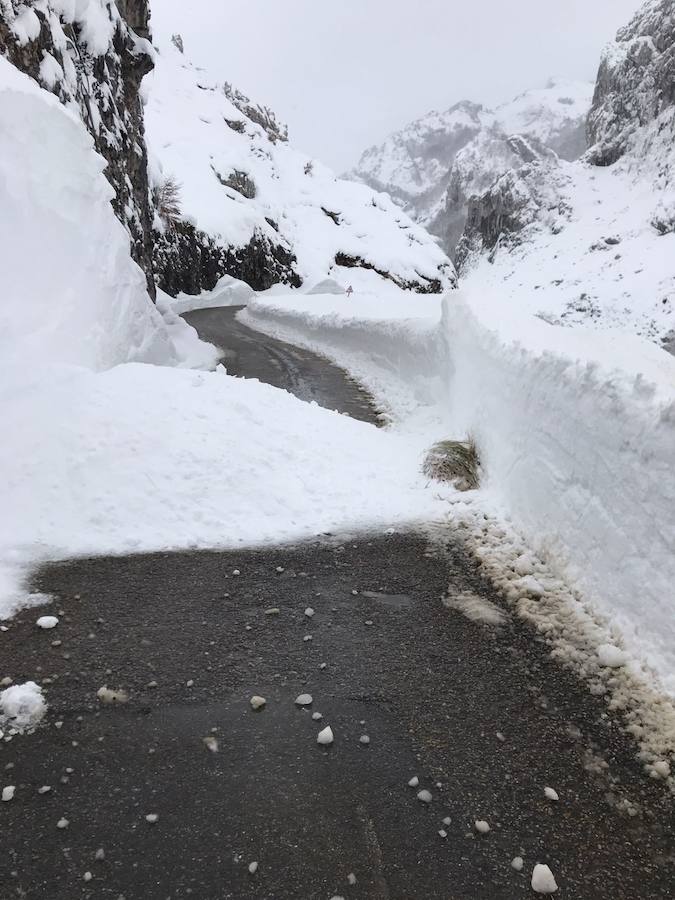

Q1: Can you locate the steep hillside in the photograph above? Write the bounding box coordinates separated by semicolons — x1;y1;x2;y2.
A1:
349;80;592;256
458;0;675;350
146;36;456;296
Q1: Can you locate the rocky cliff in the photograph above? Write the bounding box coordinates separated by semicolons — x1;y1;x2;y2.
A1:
0;0;156;292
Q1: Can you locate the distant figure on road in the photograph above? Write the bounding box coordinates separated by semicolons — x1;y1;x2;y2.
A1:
346;285;354;299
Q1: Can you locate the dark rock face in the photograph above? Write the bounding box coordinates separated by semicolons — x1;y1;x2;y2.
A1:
0;1;156;295
154;223;301;296
334;252;450;294
587;0;675;165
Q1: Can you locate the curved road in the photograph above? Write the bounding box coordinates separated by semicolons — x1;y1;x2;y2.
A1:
1;307;673;899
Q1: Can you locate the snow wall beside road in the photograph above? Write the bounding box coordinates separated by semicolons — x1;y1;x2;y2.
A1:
243;291;675;690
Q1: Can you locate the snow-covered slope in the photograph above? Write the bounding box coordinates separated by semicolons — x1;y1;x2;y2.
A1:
458;0;675;349
146;37;456;296
349;80;592;255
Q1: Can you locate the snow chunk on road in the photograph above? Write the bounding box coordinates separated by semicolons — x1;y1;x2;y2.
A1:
36;616;58;630
544;787;560;801
511;856;524;872
474;820;490;833
597;644;628;668
531;864;558;893
417;789;432;804
2;785;15;801
295;694;313;706
317;726;334;745
250;696;267;711
408;776;420;788
0;682;46;731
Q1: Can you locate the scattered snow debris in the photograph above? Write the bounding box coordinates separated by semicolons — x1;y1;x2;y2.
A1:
232;570;241;576
544;787;560;801
265;608;280;616
435;782;442;789
496;732;506;742
96;686;129;705
305;607;315;618
347;873;357;885
408;776;420;788
57;818;69;829
474;820;490;833
147;680;158;689
145;813;159;824
186;679;194;687
438;829;448;839
443;816;451;826
83;872;92;882
597;644;628;668
36;615;59;630
312;712;323;721
38;785;51;794
359;735;371;745
245;625;252;631
295;694;313;706
511;856;524;872
531;864;558;894
276;566;285;573
303;635;313;642
650;760;671;779
351;590;359;596
417;789;432;804
95;849;105;861
319;663;327;670
0;682;46;731
514;576;545;598
317;726;334;745
203;736;219;753
250;696;267;711
2;785;15;801
248;861;258;875
0;677;12;687
385;528;396;535
365;620;374;627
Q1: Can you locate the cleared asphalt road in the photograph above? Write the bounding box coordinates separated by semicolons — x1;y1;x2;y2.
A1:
1;307;673;899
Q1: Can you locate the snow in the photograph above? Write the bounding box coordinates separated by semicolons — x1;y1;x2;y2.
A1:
2;785;16;802
317;726;334;746
511;857;524;872
295;694;313;706
144;37;454;293
36;615;59;630
158;276;254;316
531;864;558;894
242;288;675;698
474;820;490;833
408;777;420;788
250;696;266;711
544;787;560;801
248;861;258;875
597;645;629;669
0;682;47;732
417;789;432;804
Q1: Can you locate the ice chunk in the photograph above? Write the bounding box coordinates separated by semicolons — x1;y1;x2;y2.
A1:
36;615;59;629
0;681;46;731
531;864;558;893
317;726;334;745
597;644;628;668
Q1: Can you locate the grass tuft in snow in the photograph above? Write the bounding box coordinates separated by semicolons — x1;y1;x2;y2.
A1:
422;438;480;491
154;175;183;229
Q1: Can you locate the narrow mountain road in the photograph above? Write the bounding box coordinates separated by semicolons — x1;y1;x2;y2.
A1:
1;308;673;900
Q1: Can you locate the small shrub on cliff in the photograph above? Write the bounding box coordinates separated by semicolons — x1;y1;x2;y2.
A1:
154;176;183;229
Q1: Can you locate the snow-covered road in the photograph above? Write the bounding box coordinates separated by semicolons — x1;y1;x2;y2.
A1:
3;311;674;900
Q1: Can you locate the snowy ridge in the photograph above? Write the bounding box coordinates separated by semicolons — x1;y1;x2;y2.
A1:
242;289;675;699
145;37;455;295
349;80;592;254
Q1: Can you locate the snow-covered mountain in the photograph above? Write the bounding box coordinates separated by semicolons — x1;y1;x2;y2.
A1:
458;0;675;350
349;80;592;256
145;35;455;296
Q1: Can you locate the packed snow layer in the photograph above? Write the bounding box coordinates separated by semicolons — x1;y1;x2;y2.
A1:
0;362;451;618
144;39;454;292
243;289;675;692
0;56;174;371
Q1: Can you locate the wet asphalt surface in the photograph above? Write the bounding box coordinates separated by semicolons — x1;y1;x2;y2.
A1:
1;307;673;899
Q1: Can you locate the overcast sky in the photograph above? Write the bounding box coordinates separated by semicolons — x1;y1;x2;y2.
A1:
151;0;641;172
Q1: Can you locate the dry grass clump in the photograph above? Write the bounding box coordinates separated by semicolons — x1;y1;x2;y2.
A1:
154;175;182;228
422;437;480;491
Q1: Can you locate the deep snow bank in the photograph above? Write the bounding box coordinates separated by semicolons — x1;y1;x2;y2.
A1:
243;289;675;691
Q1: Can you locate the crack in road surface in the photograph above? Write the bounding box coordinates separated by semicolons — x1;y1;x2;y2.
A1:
1;307;673;899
